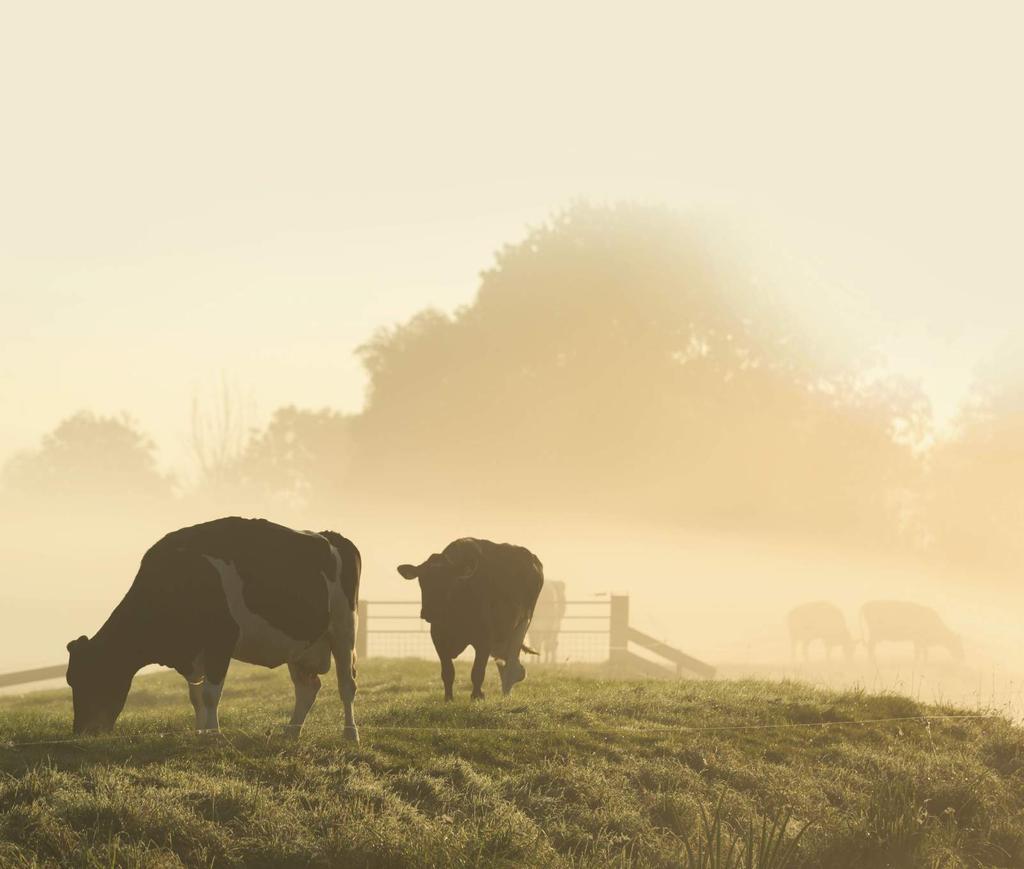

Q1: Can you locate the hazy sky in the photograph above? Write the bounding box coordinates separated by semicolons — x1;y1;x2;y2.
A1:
3;2;1022;471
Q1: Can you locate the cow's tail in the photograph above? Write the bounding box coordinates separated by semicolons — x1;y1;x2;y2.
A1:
521;643;540;656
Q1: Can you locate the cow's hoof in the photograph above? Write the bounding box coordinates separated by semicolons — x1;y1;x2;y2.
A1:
283;724;303;740
471;692;485;701
343;725;360;743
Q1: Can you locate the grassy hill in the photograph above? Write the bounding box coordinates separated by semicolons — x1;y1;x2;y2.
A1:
1;660;1022;868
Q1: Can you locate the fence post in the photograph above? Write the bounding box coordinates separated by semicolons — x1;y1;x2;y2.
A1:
356;600;368;661
609;595;629;665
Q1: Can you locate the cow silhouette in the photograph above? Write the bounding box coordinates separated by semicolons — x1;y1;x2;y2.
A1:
787;601;855;662
529;580;566;663
860;600;964;663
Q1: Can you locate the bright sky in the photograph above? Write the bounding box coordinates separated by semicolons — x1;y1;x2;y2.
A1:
2;2;1022;471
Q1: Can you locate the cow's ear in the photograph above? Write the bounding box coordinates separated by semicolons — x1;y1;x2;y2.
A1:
397;564;419;580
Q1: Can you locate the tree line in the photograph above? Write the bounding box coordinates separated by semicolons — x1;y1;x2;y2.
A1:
3;203;1018;570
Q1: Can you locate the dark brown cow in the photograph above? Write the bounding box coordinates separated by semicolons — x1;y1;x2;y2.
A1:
397;538;543;700
67;517;361;740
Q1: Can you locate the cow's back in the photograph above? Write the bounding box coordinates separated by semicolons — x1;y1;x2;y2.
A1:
476;540;544;614
861;601;944;642
787;601;849;642
142;517;335;642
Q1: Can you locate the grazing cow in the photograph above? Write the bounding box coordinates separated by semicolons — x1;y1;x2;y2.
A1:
397;538;543;700
787;601;855;662
860;600;965;663
529;579;566;664
66;517;361;741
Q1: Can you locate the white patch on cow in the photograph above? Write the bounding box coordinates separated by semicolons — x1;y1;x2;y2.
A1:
188;679;205;729
201;681;223;731
204;556;332;672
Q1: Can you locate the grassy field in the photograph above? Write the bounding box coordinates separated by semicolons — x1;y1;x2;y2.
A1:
1;661;1023;868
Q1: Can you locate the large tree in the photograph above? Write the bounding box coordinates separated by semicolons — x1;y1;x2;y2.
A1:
353;203;928;540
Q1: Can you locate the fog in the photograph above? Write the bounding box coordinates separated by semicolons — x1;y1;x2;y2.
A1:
3;4;1024;715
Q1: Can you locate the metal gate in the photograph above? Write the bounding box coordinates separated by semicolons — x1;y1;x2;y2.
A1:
357;597;614;663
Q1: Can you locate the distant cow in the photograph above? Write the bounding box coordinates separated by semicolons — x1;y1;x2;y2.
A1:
66;517;362;740
397;538;543;700
529;579;566;664
787;601;855;662
860;600;965;663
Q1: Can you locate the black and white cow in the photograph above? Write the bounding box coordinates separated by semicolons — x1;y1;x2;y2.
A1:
66;517;361;740
397;538;543;700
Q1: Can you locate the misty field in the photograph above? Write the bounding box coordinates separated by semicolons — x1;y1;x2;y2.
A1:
2;661;1023;869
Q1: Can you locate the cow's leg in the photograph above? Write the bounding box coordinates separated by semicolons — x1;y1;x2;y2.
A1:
330;605;359;742
182;656;206;730
286;663;321;738
470;646;488;700
499;618;531;695
440;657;456;701
187;678;205;730
200;634;234;733
201;679;225;732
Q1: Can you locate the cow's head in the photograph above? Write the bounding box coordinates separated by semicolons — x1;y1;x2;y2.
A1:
397;539;481;623
66;636;132;735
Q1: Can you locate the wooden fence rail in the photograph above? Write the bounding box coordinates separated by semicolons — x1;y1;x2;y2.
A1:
0;664;67;690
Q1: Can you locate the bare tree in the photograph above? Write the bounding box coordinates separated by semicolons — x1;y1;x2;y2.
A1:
190;377;255;491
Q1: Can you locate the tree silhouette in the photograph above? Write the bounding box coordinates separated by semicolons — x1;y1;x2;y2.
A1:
353;202;928;540
922;345;1024;565
222;406;354;511
2;411;172;505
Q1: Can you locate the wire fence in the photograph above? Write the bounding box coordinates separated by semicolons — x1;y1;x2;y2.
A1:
360;598;615;664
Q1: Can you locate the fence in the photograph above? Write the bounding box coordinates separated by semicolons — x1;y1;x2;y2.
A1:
0;595;714;690
358;594;715;678
357;597;616;664
0;664;67;690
